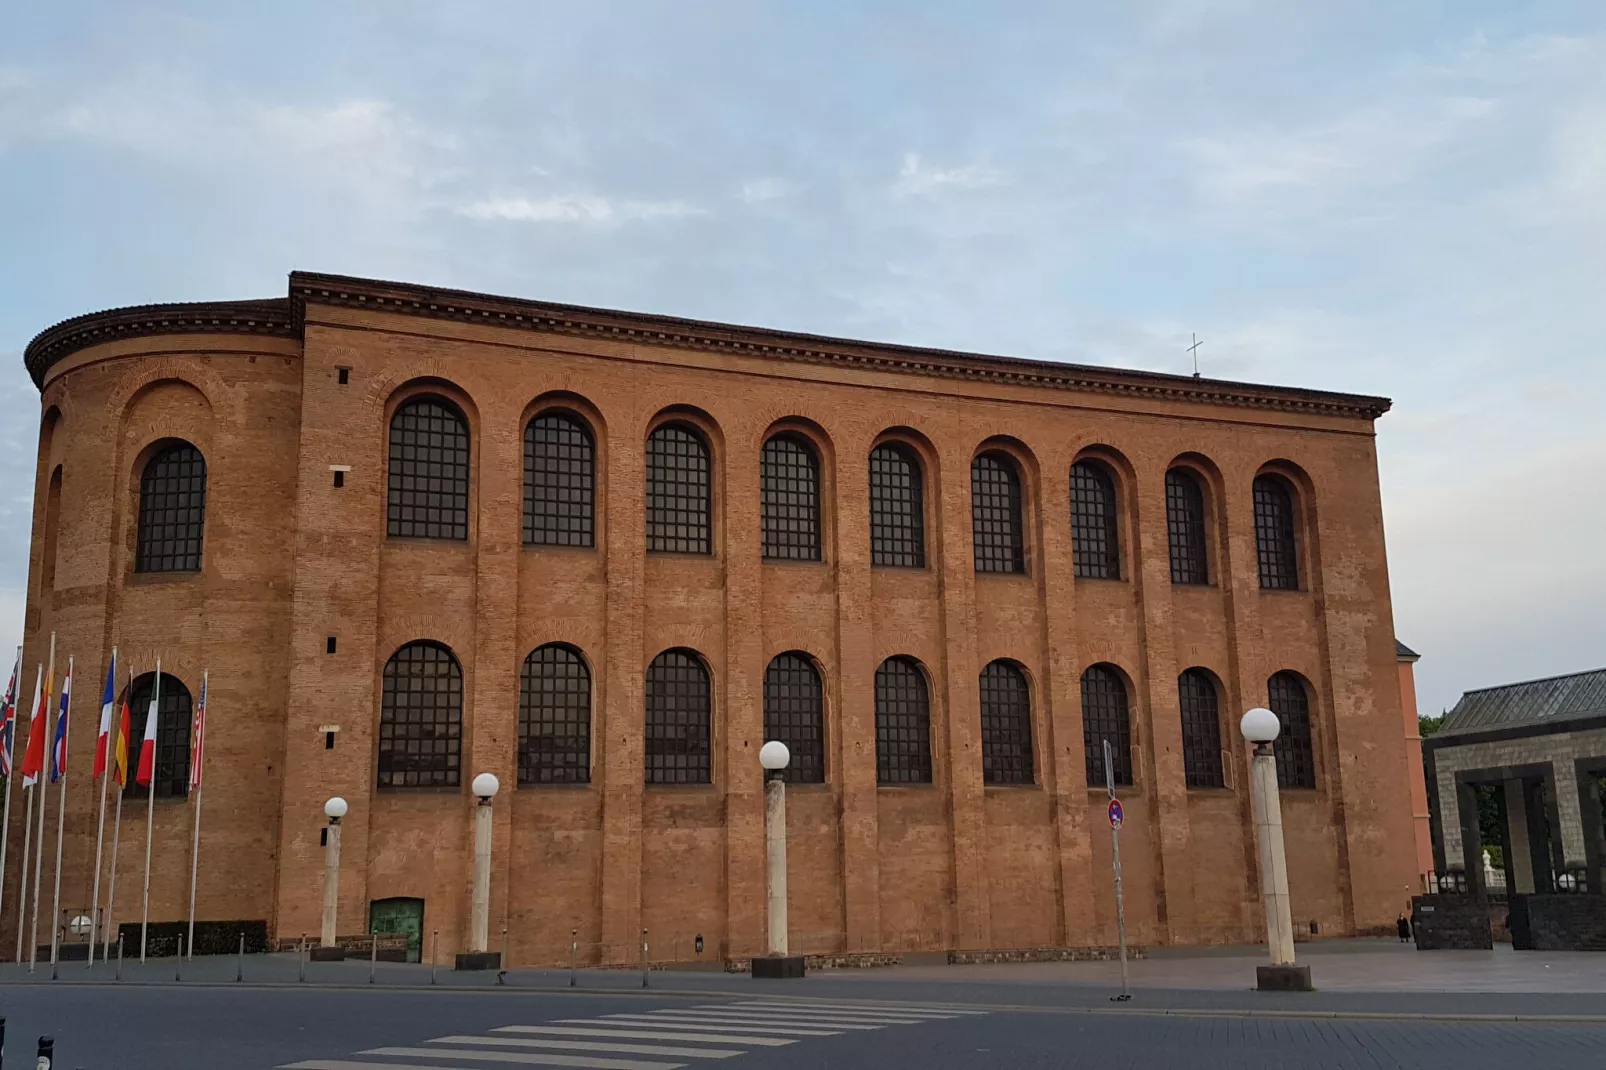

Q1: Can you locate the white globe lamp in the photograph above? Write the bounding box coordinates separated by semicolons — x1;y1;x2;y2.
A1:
1240;707;1281;745
472;772;500;800
759;740;791;772
324;796;348;821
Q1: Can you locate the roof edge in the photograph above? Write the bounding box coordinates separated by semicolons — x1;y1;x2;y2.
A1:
291;271;1392;420
23;297;295;387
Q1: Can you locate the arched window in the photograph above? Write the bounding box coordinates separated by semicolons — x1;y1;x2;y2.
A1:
41;466;62;594
971;452;1024;574
1081;664;1132;787
388;398;470;540
875;657;932;785
1178;669;1223;788
518;644;591;785
645;650;711;784
524;412;595;547
1267;671;1316;789
1165;469;1209;585
378;642;463;789
136;442;207;572
869;443;925;568
123;672;191;799
763;653;824;784
979;660;1034;785
1253;475;1299;590
760;435;821;561
646;424;711;554
1070;460;1120;579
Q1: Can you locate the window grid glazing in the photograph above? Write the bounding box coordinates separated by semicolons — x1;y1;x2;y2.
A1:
1253;476;1300;590
971;452;1024;574
760;436;821;561
518;644;591;785
875;657;932;785
524;413;595;547
1178;669;1224;788
378;642;463;789
136;444;207;573
645;650;711;784
1070;461;1120;579
1268;672;1316;789
979;661;1034;785
1082;665;1133;787
869;444;925;567
646;425;711;554
123;673;191;799
763;654;825;784
388;399;470;540
1165;469;1209;585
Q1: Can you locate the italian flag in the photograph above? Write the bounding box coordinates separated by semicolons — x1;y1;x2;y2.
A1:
135;686;159;787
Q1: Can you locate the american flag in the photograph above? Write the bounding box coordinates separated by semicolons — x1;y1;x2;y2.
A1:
189;672;207;792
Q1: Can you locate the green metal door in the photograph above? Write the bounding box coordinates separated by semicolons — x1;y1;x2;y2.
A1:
369;897;425;963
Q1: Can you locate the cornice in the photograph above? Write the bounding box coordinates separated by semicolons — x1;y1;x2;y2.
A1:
23;299;296;386
22;273;1393;421
290;272;1391;420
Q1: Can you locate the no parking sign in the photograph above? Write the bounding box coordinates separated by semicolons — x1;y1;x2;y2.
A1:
1107;798;1124;828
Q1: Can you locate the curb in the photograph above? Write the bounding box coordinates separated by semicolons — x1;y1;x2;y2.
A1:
0;980;1602;1024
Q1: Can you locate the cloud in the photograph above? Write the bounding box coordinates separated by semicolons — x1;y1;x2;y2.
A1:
739;178;790;204
455;195;707;225
891;153;1005;197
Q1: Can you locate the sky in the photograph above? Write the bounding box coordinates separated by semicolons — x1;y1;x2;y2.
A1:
1;1;1603;720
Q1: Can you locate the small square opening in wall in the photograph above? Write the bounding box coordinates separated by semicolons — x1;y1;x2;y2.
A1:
337;367;350;385
320;828;328;846
325;731;336;750
326;636;337;654
333;470;344;488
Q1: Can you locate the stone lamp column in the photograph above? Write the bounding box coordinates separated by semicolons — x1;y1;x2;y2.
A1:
752;741;805;979
1241;707;1311;991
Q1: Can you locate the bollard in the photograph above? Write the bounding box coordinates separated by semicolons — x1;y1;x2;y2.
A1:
429;930;438;986
175;932;183;982
497;927;508;986
640;928;648;990
116;934;124;982
569;929;577;989
237;933;245;983
298;934;306;984
36;1035;53;1070
369;932;377;984
1;1014;6;1067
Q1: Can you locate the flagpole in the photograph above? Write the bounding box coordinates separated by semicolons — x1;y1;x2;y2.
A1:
15;782;32;963
88;646;115;968
48;655;73;967
103;665;131;969
185;669;205;959
140;658;159;962
29;632;56;972
0;646;19;956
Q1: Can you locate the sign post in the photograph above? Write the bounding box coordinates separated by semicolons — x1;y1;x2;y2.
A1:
1103;738;1131;1002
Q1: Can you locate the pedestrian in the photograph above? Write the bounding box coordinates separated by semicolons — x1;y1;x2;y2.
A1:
1396;914;1412;943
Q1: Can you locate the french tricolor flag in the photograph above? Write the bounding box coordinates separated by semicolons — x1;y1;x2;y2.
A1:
93;649;117;780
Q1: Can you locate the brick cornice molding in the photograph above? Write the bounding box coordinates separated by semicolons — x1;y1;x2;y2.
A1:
291;273;1389;420
24;273;1393;421
24;299;295;386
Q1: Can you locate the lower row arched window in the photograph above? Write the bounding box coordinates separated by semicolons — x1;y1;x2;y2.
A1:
123;672;192;799
1178;668;1223;788
979;660;1033;785
1082;664;1132;787
378;641;463;789
875;656;932;784
519;644;592;784
763;653;824;784
1268;671;1315;789
645;649;711;784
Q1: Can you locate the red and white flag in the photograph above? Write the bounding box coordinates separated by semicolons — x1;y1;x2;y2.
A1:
135;682;159;788
188;674;207;793
19;665;46;788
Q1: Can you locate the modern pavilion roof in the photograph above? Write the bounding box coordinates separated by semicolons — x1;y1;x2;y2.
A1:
1438;667;1606;738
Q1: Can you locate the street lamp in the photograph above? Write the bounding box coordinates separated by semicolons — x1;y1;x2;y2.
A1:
459;773;500;970
313;797;348;961
752;741;804;978
1240;708;1311;991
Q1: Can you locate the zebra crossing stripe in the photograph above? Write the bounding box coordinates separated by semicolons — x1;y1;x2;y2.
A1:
683;1006;933;1024
498;1025;796;1047
363;1046;683;1070
428;1035;745;1059
584;1016;838;1037
636;1011;883;1031
734;1000;987;1016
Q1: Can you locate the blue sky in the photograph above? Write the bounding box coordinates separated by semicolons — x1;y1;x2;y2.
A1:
2;1;1603;719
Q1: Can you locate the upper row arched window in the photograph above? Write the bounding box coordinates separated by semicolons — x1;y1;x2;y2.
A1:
376;397;1301;589
122;671;192;799
388;397;470;540
135;442;207;573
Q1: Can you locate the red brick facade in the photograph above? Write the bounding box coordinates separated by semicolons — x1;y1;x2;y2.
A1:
11;272;1419;963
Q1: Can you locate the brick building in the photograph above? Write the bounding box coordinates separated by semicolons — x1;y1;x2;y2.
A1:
13;271;1420;964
